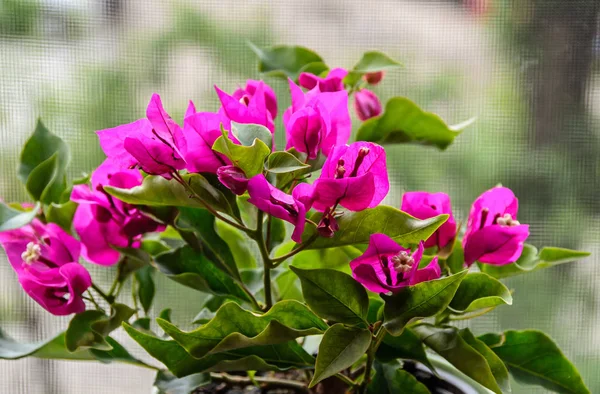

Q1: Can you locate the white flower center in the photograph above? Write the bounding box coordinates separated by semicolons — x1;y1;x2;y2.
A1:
21;242;41;265
391;251;414;273
496;213;520;227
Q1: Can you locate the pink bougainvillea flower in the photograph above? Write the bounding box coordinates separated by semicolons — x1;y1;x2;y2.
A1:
97;94;186;178
72;161;164;266
354;89;382;121
284;79;351;158
298;68;348;92
401;192;457;250
181;110;231;174
350;234;441;293
311;141;389;212
217;165;249;195
462;186;529;266
215;81;276;133
0;220;91;315
247;174;307;243
233;80;278;120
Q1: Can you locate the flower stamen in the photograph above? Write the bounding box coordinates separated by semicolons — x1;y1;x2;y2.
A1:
391;251;414;274
21;242;41;265
496;213;520;227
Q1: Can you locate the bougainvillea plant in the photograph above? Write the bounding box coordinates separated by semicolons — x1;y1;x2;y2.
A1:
0;45;592;394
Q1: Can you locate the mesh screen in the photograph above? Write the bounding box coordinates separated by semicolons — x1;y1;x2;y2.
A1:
1;0;599;392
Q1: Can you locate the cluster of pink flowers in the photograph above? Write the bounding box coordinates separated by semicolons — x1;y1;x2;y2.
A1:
0;67;530;315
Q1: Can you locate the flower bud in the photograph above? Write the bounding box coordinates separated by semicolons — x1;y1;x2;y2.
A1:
363;71;384;85
217;166;249;195
354;89;382;121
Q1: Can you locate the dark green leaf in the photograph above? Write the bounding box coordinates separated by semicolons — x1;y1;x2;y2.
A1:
135;265;156;314
479;244;590;279
448;272;512;316
290;267;369;325
65;310;113;352
212;128;270;178
159;308;172;323
383;270;467;335
91;303;136;336
355;97;474;150
367;296;384;324
265;151;312;189
248;42;325;80
304;206;448;249
310;324;372;387
18;120;71;204
105;173;236;217
459;328;510;393
154;246;251;302
116;247;151;281
154;370;211;394
376;329;435;373
124;323;314;377
231;121;272;147
0;201;39;231
479;330;590;394
176;207;241;279
192;296;231;325
45;201;77;232
265;217;286;252
158;300;327;357
412;324;502;394
90;336;149;367
368;360;430;394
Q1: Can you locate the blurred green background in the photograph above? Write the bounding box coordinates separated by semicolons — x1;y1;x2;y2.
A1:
0;0;598;392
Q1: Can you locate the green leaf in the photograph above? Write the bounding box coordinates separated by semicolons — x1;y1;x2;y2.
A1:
0;201;39;231
304;206;448;249
274;269;304;302
105;173;236;217
124;323;314;377
459;328;511;393
141;239;171;256
299;61;329;76
368;360;430;394
135;265;156;314
158;300;327;358
231;121;272;147
18;120;71;204
154;246;251;302
212;127;270;178
45;201;77;231
117;247;151;281
479;244;590;279
445;240;465;274
448;272;512;316
265;151;312;189
248;42;325;80
65;311;113;352
355;97;475;150
412;324;502;394
383;270;468;335
479;330;590;394
310;324;372;387
153;370;211;394
176;207;241;279
90;336;150;367
344;51;403;87
376;329;435;373
290;267;369;325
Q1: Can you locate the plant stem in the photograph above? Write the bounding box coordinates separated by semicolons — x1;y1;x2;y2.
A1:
335;372;358;387
131;276;140;319
210;373;309;393
91;283;113;304
271;233;319;266
359;326;387;393
84;291;101;310
255;210;274;310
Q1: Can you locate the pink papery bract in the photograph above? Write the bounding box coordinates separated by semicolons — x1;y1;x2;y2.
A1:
401;192;457;250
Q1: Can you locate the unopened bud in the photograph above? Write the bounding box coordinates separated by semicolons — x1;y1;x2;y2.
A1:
363;71;384;85
354;89;382;121
217;165;249;195
334;159;346;179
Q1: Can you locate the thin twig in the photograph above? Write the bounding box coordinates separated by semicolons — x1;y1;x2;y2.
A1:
210;373;309;393
91;283;113;304
272;233;319;266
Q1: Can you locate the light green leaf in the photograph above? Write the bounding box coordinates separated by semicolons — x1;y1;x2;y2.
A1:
479;330;590;394
413;324;502;394
304;206;448;249
265;151;312;189
448;272;512;316
479;244;590;279
355;97;474;150
290;266;369;326
158;300;327;358
383;270;467;335
368;360;430;394
153;370;211;394
231;122;272;147
0;201;39;231
248;42;325;80
105;173;236;217
310;324;372;387
344;51;403;87
212;128;270;178
45;201;77;232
